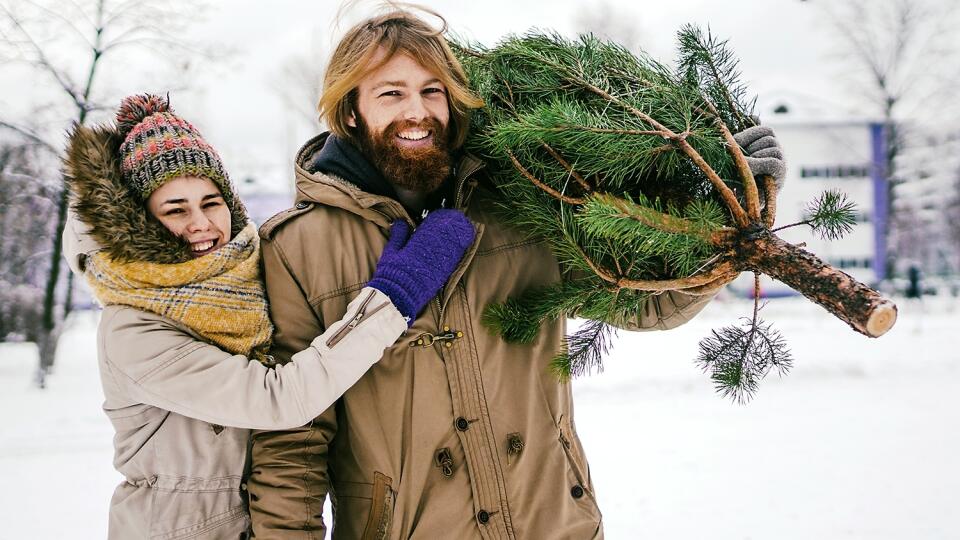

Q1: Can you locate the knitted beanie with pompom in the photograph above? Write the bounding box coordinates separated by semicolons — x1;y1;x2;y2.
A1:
116;94;233;203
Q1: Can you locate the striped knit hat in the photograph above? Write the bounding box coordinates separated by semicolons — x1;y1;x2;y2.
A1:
116;94;233;202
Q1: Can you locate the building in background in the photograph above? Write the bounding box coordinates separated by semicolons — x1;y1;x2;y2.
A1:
731;91;888;298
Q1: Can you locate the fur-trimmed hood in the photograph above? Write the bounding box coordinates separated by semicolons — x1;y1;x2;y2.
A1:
61;122;248;265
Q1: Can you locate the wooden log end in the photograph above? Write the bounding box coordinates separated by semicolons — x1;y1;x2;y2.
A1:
865;300;898;337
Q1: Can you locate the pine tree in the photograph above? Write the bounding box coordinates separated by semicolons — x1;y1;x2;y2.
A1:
454;26;898;402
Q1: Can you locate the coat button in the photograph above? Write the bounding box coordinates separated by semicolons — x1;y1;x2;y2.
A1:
295;201;309;209
455;417;470;431
477;510;490;524
571;484;585;499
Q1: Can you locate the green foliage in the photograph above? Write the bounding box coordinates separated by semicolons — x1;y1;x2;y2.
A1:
456;30;746;289
577;193;724;277
456;27;813;401
676;24;757;133
481;279;600;344
459;31;738;198
482;278;652;345
805;189;858;241
695;317;792;403
550;320;618;381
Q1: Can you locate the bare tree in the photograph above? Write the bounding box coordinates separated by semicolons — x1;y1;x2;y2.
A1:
948;161;960;276
0;0;216;385
0;141;51;346
273;52;325;132
270;44;327;193
816;0;960;279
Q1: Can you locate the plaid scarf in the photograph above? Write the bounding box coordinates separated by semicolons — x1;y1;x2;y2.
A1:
85;223;273;359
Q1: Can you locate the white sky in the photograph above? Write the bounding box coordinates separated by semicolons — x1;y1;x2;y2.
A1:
189;0;839;191
2;0;948;192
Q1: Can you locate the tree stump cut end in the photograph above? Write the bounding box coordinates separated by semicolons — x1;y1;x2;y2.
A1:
865;301;898;337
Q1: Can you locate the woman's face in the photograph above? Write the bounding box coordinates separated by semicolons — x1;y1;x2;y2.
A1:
146;176;231;258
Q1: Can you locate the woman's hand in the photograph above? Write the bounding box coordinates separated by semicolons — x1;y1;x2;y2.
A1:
367;209;476;325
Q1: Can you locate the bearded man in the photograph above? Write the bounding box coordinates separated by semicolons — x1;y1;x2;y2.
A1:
248;7;785;540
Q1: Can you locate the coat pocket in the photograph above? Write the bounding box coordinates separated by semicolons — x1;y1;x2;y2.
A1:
336;471;395;540
558;416;601;512
148;478;249;540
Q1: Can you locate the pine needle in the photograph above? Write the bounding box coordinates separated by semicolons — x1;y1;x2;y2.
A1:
550;320;617;381
805;189;858;240
695;317;792;403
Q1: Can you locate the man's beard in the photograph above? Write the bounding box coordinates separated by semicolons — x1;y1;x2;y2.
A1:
355;116;452;194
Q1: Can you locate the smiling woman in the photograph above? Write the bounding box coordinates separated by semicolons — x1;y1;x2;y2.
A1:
55;93;472;539
146;176;232;257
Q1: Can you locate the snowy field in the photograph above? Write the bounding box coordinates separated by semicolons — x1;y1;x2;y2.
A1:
1;295;958;539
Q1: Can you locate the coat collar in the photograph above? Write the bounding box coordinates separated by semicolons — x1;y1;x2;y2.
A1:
292;133;485;227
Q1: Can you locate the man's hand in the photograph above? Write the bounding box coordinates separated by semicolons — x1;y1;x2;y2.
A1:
734;125;787;190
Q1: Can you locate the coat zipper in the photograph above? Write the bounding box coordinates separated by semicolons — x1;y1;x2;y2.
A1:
434;296;445;330
326;290;386;348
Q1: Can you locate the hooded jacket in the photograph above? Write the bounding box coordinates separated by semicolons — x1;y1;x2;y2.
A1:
247;133;716;539
61;125;407;539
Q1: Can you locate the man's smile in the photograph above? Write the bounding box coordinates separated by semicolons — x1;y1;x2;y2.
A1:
396;128;433;148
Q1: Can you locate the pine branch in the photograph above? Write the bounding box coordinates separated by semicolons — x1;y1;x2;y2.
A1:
710;105;763;221
696;315;793;404
541;143;593;191
761;176;779;228
676;24;756;132
805;190;858;240
482;279;619;343
771;189;858;240
576;73;749;225
506;150;585;205
580;192;733;244
550;320;617;380
458;28;897;398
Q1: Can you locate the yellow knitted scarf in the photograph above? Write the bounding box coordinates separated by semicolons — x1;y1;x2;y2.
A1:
85;223;273;358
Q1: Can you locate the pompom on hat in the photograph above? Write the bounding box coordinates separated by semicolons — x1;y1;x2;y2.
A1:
116;93;233;203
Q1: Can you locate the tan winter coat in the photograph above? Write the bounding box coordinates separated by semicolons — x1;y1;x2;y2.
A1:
62;214;407;539
247;134;716;539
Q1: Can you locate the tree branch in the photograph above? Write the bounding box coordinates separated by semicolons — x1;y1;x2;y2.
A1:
541;142;592;191
706;100;762;221
0;121;58;153
506;150;585;205
762;176;778;228
574;239;739;293
543;125;663;137
22;0;94;47
0;4;83;107
575;79;750;226
592;192;736;244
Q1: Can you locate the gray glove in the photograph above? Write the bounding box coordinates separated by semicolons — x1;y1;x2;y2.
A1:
733;125;786;191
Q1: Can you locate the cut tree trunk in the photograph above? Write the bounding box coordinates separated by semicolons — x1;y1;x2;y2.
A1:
730;225;897;337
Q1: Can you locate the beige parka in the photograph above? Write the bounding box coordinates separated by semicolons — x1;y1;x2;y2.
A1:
247;134;717;539
60;122;408;539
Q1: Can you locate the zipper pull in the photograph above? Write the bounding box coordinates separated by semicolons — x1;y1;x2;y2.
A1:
325;290;378;348
347;310;364;329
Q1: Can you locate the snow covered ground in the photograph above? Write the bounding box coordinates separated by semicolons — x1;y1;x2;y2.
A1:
1;295;958;539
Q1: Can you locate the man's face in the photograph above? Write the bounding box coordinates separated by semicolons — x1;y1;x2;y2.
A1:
351;49;452;193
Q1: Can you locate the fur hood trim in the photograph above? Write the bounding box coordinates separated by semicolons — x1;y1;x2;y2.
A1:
61;122;248;264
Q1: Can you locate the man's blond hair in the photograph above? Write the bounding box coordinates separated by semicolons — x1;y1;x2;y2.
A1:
319;5;483;149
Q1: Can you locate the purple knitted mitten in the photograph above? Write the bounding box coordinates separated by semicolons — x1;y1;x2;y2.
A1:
368;209;476;325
